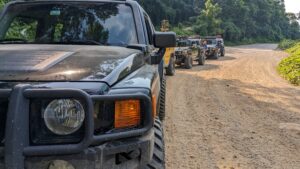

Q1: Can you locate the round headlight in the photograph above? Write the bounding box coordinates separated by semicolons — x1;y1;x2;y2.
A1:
48;160;75;169
44;99;85;135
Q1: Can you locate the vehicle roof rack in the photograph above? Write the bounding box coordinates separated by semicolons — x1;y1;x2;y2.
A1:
202;35;223;39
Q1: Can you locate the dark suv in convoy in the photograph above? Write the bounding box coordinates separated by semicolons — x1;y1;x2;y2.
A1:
0;0;176;169
202;36;225;59
175;39;205;69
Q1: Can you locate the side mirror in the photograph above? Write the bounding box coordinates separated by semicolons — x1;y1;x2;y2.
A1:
150;48;166;65
153;32;176;48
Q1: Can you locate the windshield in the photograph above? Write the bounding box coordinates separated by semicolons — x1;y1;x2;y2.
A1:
177;40;188;47
0;2;138;46
204;39;217;45
190;40;200;46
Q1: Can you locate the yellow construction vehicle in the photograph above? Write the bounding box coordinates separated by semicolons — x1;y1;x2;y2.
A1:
161;20;176;76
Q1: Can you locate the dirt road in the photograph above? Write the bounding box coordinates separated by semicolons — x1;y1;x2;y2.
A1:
164;44;300;169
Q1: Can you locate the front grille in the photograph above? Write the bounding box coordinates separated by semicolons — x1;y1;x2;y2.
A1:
0;99;8;147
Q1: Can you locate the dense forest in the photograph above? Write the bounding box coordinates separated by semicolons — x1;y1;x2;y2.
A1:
139;0;300;43
0;0;299;43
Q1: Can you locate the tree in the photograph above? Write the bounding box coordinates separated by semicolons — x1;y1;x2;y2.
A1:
287;13;298;21
222;21;241;42
1;0;299;42
289;21;300;39
139;0;196;26
193;0;222;36
0;0;9;8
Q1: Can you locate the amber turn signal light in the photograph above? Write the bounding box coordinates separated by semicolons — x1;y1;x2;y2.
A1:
152;95;157;118
115;100;141;129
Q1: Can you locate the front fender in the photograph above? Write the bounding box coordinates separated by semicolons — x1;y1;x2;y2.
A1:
111;64;161;107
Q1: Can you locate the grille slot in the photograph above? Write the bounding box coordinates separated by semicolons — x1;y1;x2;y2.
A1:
0;99;8;147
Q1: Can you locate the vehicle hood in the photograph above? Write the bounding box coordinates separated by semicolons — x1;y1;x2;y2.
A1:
175;47;189;51
0;44;144;86
207;44;217;48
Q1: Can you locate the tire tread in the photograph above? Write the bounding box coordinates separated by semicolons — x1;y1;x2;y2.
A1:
145;119;165;169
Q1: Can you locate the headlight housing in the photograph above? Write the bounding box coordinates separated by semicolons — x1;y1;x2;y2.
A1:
44;99;85;135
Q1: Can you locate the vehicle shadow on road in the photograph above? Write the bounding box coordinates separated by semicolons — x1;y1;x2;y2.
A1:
219;56;236;61
176;64;220;71
205;56;236;61
165;72;300;169
218;78;300;115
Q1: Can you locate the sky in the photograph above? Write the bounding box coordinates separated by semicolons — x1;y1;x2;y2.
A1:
285;0;300;13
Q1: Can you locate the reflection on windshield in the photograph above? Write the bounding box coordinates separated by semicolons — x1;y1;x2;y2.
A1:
206;39;217;45
177;40;191;47
0;2;138;46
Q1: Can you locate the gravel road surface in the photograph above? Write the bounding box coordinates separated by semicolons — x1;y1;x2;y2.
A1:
164;44;300;169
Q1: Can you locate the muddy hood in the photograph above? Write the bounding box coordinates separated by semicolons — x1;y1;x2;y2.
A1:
175;47;189;51
207;44;217;48
0;45;143;85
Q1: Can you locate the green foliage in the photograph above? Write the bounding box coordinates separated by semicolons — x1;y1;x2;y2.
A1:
289;21;300;39
222;21;241;42
0;0;299;44
193;0;222;36
172;24;194;36
278;42;300;85
278;39;299;50
138;0;300;44
213;0;300;42
286;42;300;54
0;0;9;9
5;17;37;41
138;0;198;26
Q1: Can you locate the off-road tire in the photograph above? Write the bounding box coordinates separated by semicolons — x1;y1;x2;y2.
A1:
198;52;205;65
145;118;165;169
221;49;225;57
212;51;220;60
184;55;193;69
166;57;175;76
158;77;166;121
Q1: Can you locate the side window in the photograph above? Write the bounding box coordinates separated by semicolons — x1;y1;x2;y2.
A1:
144;14;153;45
5;17;38;42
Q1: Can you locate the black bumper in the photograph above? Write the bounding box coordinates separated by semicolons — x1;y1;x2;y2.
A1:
0;85;154;169
206;50;214;56
206;48;219;56
175;54;186;63
25;129;154;169
0;129;154;169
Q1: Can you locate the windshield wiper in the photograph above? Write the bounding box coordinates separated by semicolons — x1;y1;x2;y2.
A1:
62;39;105;45
0;38;28;44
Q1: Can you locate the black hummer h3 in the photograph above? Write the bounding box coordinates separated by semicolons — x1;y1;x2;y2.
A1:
202;36;225;59
0;0;176;169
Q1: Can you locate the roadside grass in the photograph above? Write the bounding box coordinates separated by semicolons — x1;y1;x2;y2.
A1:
278;39;300;50
278;41;300;86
